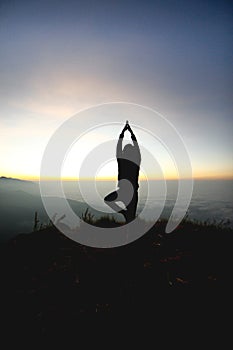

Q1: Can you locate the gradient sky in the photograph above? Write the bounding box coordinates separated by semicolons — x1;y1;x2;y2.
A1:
0;0;232;180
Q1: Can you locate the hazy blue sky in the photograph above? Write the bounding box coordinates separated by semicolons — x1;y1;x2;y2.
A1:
0;0;232;179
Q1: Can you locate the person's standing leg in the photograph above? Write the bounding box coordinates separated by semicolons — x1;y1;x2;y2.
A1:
125;191;138;223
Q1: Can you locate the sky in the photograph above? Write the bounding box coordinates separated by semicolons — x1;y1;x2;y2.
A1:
0;0;232;180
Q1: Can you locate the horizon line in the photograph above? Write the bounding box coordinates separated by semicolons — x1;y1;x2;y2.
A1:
1;174;233;181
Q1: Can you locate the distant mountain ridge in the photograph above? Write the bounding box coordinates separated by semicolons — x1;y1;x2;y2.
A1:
0;176;108;241
0;176;34;183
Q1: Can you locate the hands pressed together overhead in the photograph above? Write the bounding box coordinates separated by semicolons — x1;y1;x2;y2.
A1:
120;121;134;138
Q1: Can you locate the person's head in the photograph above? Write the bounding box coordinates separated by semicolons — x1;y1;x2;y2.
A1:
123;144;135;159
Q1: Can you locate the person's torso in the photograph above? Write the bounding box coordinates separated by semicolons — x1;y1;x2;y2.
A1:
117;158;140;189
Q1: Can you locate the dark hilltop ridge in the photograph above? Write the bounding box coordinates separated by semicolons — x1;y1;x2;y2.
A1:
0;176;33;182
0;175;37;188
0;215;232;334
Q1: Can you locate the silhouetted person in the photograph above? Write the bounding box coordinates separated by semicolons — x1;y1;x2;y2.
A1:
104;121;141;222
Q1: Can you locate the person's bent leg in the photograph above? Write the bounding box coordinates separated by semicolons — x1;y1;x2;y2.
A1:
104;190;125;214
104;191;118;202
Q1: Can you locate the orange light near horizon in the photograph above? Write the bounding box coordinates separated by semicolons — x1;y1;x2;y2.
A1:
3;169;233;182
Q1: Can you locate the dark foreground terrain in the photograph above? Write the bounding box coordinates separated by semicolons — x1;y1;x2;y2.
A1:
0;218;232;335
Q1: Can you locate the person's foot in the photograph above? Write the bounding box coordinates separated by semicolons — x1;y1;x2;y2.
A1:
119;209;127;221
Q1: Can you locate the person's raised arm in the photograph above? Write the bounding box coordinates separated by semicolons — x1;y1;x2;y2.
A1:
127;124;139;146
127;124;141;161
116;124;127;158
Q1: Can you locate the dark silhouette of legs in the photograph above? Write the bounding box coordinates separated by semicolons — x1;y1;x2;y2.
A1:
124;191;138;223
104;188;138;223
104;189;125;215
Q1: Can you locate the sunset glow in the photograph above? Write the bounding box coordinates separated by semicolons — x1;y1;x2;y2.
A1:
0;1;232;182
